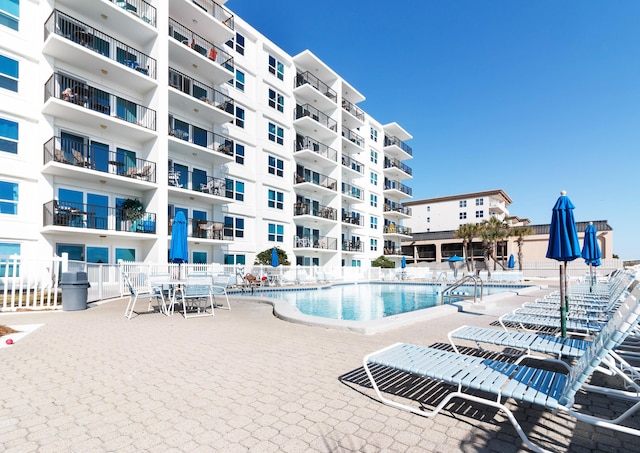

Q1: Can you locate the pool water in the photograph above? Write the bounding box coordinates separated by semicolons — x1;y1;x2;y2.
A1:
256;283;525;321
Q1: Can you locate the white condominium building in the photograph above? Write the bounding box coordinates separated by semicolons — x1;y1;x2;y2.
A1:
0;0;413;268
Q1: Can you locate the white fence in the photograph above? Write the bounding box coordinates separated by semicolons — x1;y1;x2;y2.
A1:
0;255;63;311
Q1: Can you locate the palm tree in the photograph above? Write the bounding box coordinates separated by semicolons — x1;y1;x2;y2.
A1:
455;223;480;272
510;226;534;271
480;217;510;272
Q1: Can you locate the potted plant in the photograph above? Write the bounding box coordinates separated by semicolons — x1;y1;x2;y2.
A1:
121;198;144;223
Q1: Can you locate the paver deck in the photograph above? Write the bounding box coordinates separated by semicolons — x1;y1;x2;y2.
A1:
1;284;638;452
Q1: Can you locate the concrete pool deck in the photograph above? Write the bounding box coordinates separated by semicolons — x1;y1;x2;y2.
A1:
1;282;638;452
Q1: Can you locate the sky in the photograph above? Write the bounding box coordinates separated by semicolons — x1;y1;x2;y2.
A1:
226;0;640;260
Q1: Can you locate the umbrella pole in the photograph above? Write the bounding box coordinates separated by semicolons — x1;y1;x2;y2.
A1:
560;263;567;338
589;263;593;293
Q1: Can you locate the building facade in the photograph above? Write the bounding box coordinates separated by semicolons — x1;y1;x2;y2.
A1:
0;0;413;268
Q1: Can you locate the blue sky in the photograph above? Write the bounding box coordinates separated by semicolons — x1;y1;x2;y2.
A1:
227;0;640;260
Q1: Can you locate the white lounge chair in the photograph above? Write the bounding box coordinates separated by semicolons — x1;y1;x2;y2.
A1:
123;273;166;319
179;276;215;318
363;289;640;453
212;274;231;310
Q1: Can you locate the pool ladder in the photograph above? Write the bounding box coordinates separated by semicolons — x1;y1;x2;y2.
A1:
441;275;483;304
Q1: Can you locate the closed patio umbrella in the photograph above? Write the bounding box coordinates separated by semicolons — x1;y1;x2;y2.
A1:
546;191;581;337
401;256;406;269
581;222;602;290
508;254;515;269
271;247;279;267
170;211;188;277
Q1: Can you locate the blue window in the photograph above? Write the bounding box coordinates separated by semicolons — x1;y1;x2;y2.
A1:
0;117;18;154
235;143;244;165
268;223;284;242
268;122;283;145
0;180;17;214
225;178;244;201
224;254;245;265
87;247;108;264
268;155;283;177
268;55;284;81
235;69;244;91
224;216;244;238
0;242;20;276
57;244;84;261
192;251;207;264
0;0;19;30
235;106;244;128
268;88;284;113
0;54;18;91
268;189;283;209
115;248;135;262
0;242;19;258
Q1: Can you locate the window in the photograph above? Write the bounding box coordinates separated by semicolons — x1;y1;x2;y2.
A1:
268;122;284;145
459;212;467;220
235;106;244;128
0;54;18;92
476;210;484;218
224;254;246;265
370;238;377;252
370;194;377;208
0;0;18;31
268;223;284;242
235;69;244;91
268;55;284;80
225;178;245;201
0;117;18;154
427;206;430;212
370;216;378;229
115;248;135;262
370;150;377;164
476;198;484;206
427;217;430;223
268;155;283;177
224;216;244;238
459;200;467;208
87;247;108;264
268;88;284;113
192;251;207;264
268;189;283;209
370;127;378;142
235;143;245;165
235;33;245;55
370;172;378;186
0;180;17;214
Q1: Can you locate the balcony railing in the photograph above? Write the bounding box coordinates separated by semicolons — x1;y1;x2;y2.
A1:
294;171;337;191
383;178;413;197
342;127;364;147
168;217;228;240
341;154;364;174
383;157;412;176
341;182;364;200
341;213;363;226
293;235;338;250
295;104;337;132
169;18;233;72
384;135;413;156
383;247;404;256
383;200;412;216
294;135;337;162
46;73;157;130
169;116;234;156
168;169;231;198
294;71;337;103
107;0;157;26
189;0;235;29
343;239;364;252
384;224;412;235
45;10;157;79
341;98;364;121
43;200;156;233
44;137;156;182
293;202;337;221
169;67;234;112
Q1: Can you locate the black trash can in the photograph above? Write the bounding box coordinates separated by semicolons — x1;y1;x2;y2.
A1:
60;271;90;311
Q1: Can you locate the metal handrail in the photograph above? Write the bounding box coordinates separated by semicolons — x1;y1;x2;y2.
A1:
441;275;483;305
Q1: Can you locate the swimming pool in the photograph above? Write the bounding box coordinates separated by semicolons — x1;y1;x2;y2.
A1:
254;282;528;322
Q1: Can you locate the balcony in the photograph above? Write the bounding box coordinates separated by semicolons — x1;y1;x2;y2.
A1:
383;200;412;220
169;0;234;43
293;235;338;251
293;202;337;224
294;71;337;112
168;67;235;124
342;239;364;253
43;136;156;186
168;116;235;164
44;73;157;143
383;178;413;198
43;200;156;234
168;18;234;85
341;154;364;176
341;182;364;201
341;127;364;154
341;98;364;129
44;10;157;93
168;170;231;202
383;156;412;179
294;104;337;141
168;217;230;241
294;169;337;195
384;135;413;160
489;201;508;215
341;212;364;227
383;224;412;236
294;135;337;169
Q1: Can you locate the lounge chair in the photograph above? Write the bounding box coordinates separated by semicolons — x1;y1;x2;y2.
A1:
363;292;640;453
123;273;166;319
179;276;215;318
212;274;231;310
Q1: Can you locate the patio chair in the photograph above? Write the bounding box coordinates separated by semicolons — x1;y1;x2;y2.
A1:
179;276;215;318
212;274;231;310
363;290;640;453
123;273;166;319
